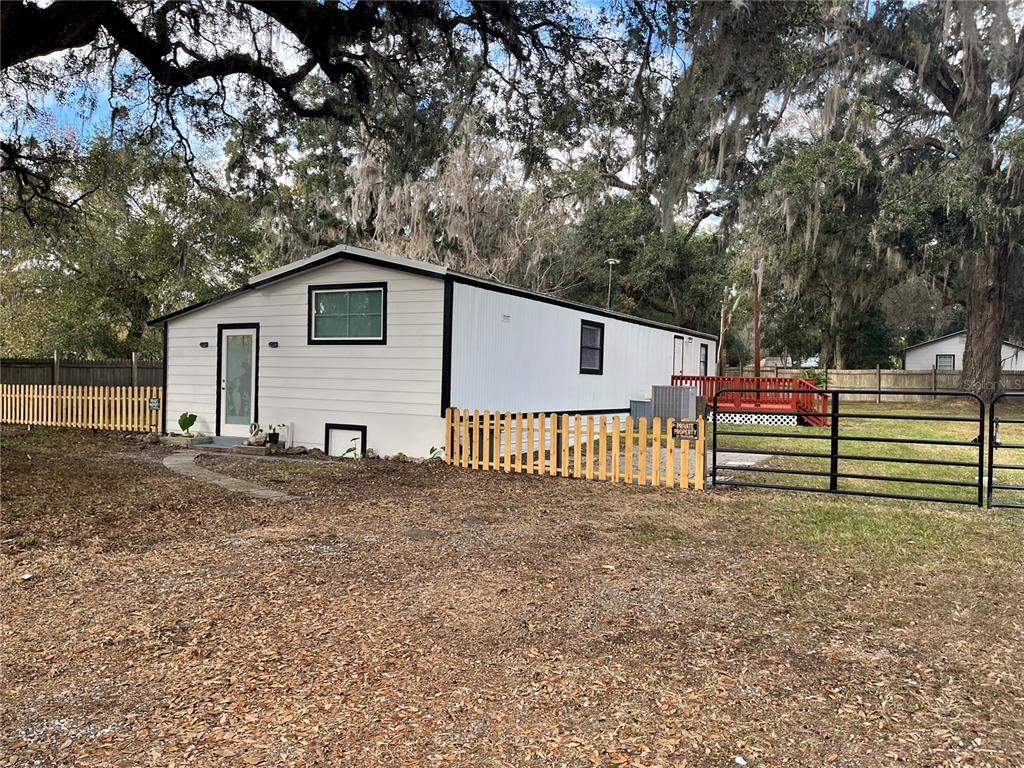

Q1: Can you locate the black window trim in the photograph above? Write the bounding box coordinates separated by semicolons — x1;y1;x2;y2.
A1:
579;319;605;375
324;422;367;458
935;353;955;370
699;342;709;377
307;281;387;345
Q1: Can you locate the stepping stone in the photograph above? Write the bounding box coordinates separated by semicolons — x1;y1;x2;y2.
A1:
162;450;297;502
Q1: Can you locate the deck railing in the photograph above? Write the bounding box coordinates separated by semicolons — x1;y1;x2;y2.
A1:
671;375;830;425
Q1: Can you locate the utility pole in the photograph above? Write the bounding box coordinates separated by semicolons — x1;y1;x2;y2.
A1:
752;254;764;378
605;258;620;309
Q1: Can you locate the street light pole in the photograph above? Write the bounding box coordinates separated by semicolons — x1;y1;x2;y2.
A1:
605;258;620;308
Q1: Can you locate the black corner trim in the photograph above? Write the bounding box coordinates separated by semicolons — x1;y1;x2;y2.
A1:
307;282;388;345
161;322;169;434
580;319;605;375
440;277;454;416
324;423;367;457
215;323;260;438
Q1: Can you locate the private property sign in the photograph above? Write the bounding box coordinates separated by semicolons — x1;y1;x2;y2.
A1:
148;397;161;411
672;420;698;441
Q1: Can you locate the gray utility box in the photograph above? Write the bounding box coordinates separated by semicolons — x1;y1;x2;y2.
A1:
652;385;697;421
629;399;652;420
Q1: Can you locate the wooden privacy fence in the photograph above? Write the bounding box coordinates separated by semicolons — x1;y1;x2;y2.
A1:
723;366;1024;401
0;385;163;433
1;355;163;386
444;408;706;490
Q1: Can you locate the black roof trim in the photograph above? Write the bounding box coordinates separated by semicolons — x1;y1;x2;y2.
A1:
148;246;444;325
449;271;718;340
147;284;255;326
149;244;718;340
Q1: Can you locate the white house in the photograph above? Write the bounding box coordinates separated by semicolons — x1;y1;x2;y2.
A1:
150;244;718;457
903;330;1024;371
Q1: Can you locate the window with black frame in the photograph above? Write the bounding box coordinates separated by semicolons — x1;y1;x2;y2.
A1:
580;320;604;375
307;282;386;345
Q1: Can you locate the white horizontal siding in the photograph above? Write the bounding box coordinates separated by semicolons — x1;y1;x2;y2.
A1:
905;333;1024;371
449;282;717;412
164;260;445;456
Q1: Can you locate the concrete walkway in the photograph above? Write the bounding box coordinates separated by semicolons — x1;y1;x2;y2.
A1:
162;450;298;501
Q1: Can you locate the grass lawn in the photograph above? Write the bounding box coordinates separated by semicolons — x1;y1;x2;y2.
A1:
711;400;1024;506
2;426;1024;766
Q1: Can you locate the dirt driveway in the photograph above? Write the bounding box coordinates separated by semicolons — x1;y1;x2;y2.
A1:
2;428;1023;766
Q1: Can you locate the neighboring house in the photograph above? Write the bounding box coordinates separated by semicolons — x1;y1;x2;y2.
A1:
149;244;718;458
903;331;1024;371
759;355;819;369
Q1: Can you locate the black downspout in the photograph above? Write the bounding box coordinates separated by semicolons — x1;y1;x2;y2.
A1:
161;321;169;435
440;276;453;417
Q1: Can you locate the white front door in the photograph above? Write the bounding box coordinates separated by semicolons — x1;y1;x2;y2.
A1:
673;336;686;375
220;328;257;437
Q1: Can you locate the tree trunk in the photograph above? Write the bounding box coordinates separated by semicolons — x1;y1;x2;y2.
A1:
666;283;683;326
960;246;1008;400
717;287;739;372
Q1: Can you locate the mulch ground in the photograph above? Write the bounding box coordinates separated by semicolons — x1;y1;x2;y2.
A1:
2;428;1023;767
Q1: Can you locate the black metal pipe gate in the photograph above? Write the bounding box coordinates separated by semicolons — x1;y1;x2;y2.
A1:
711;388;987;507
988;391;1024;509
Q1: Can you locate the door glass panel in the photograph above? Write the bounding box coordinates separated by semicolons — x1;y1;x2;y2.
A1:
225;334;253;425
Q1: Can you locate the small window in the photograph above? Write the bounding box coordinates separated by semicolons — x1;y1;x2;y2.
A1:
580;320;604;375
699;343;709;376
308;283;386;344
935;354;955;370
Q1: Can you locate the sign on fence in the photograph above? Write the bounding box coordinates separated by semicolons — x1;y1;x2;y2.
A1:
671;420;698;440
148;397;161;411
444;408;706;490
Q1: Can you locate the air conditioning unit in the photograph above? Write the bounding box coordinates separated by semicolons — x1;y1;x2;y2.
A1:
629;399;652;420
651;385;697;421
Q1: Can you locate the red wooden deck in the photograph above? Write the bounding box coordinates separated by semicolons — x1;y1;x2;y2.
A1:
671;375;830;427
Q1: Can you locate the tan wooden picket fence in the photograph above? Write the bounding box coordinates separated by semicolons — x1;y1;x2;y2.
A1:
444;408;706;490
0;385;163;433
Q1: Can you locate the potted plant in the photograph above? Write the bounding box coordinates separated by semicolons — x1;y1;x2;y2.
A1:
267;424;286;445
178;412;198;437
246;422;267;446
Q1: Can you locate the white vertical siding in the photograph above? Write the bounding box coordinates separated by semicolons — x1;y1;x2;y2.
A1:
904;332;1024;371
1005;343;1024;370
449;282;717;412
165;260;445;457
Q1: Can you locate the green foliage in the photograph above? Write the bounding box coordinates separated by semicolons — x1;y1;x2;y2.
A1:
570;195;724;333
177;413;197;434
2;0;1021;381
1;135;261;358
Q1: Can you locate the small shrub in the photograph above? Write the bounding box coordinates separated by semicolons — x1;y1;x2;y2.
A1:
178;412;198;435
